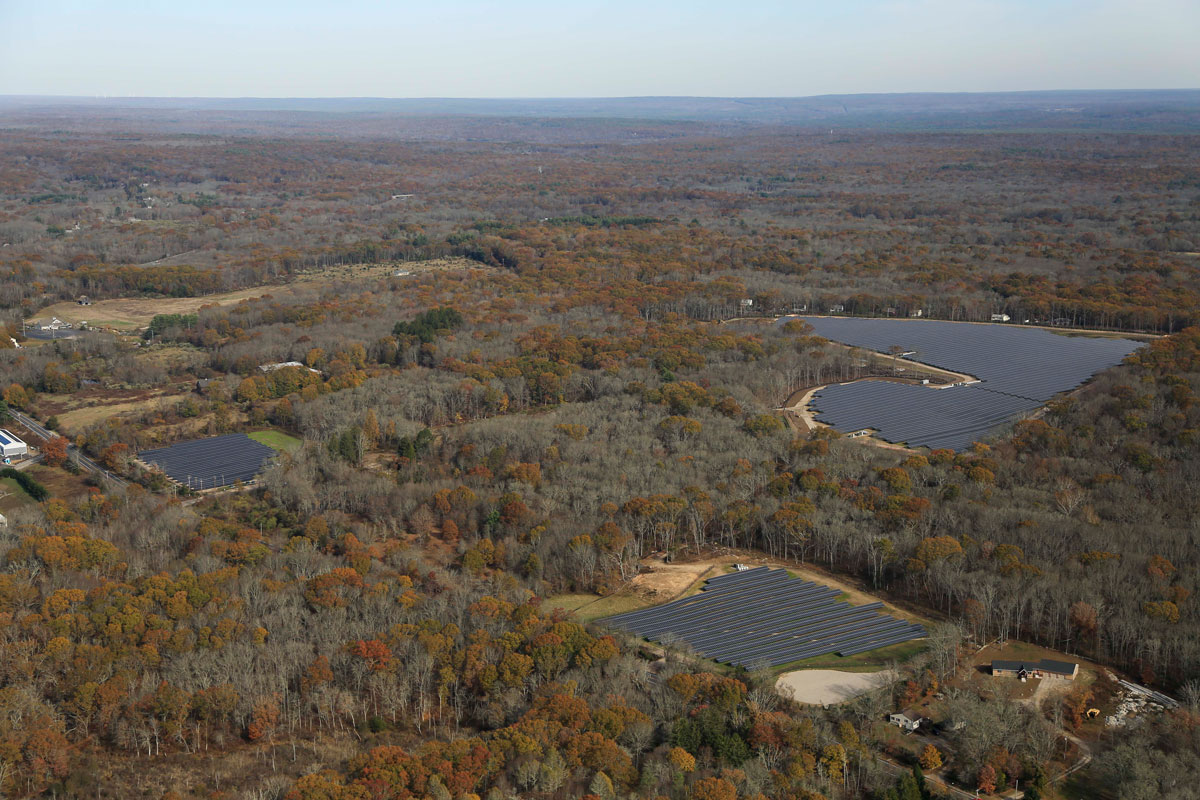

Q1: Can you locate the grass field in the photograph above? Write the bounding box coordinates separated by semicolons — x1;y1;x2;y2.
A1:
0;476;33;513
543;593;651;623
770;639;929;674
248;430;303;452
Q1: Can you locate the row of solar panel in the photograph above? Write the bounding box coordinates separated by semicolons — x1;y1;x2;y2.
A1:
810;382;1036;451
795;317;1139;398
627;586;847;642
602;569;926;667
139;433;277;489
790;317;1140;451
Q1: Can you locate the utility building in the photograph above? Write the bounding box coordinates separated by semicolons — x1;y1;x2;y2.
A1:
991;658;1078;681
0;429;29;460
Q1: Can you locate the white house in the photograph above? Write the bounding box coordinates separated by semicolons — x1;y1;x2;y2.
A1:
888;710;923;732
990;313;1011;322
0;429;29;460
0;513;7;528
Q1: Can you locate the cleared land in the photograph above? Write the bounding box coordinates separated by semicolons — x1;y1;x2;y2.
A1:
29;257;480;330
775;668;899;705
247;430;302;452
542;593;650;624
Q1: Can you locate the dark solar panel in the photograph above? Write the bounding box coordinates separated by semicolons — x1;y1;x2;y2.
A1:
139;433;276;489
601;568;925;667
784;317;1143;451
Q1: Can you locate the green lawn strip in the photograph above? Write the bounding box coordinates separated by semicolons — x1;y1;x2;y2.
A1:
247;430;302;452
771;640;928;675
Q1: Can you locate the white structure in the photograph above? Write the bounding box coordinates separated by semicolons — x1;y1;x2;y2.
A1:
0;513;7;528
258;361;320;374
889;710;923;732
990;313;1011;322
39;317;69;331
0;429;29;459
909;309;924;318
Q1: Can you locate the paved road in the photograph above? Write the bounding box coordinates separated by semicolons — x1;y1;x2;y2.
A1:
6;409;129;488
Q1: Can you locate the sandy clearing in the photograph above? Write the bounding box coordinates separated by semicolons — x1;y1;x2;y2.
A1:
776;668;898;705
29;256;481;329
630;557;717;600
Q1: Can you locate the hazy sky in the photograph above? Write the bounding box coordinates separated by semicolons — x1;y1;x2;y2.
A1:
2;0;1198;97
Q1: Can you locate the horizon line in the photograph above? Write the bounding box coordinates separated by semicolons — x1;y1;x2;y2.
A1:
3;88;1200;102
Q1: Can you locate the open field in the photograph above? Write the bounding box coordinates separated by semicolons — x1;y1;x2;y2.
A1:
248;430;303;452
28;256;481;329
1;464;95;514
27;464;95;501
776;668;899;704
37;386;187;435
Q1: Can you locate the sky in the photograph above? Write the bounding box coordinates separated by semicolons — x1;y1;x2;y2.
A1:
1;0;1198;98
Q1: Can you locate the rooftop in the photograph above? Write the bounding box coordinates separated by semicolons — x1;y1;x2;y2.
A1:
0;429;27;447
992;658;1077;675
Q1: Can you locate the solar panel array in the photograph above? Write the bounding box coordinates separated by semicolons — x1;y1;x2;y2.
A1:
139;433;276;489
790;317;1143;451
601;567;925;668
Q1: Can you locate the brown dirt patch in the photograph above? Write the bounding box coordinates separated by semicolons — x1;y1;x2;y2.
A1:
776;668;899;705
630;557;718;601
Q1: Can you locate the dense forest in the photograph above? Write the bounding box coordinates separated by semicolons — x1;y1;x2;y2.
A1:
0;104;1198;799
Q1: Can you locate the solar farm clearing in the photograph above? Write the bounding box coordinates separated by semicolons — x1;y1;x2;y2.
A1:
601;567;926;669
795;317;1144;451
139;433;277;490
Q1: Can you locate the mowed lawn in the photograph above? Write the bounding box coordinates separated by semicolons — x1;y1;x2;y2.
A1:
247;430;302;452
